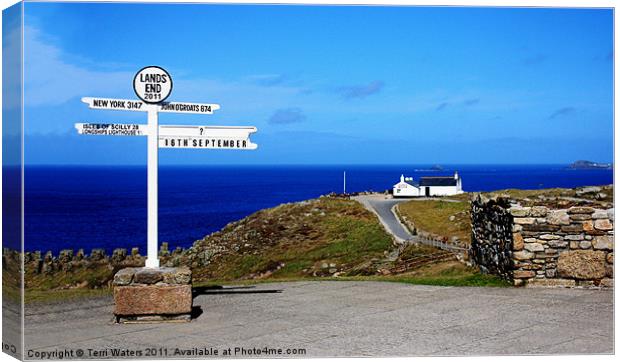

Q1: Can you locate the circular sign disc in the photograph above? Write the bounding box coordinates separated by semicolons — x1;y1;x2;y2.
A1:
133;66;173;104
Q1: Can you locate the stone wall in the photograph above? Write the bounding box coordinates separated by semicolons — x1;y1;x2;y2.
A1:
471;194;614;288
470;195;514;280
16;242;184;278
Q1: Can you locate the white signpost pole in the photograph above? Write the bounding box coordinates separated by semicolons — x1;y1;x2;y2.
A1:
146;106;160;268
78;66;257;270
136;66;173;269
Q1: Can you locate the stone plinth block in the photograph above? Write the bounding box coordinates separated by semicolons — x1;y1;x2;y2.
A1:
113;267;193;323
134;268;165;284
114;285;192;315
163;267;192;284
114;266;192;286
113;267;136;285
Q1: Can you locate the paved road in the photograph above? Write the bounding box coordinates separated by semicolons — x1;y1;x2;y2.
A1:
354;195;468;253
22;281;612;358
353;195;413;243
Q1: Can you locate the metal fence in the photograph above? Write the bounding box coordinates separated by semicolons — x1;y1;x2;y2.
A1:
389;251;456;274
412;235;470;253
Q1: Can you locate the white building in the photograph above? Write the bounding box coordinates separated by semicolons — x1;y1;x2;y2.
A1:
393;172;463;197
393;174;421;197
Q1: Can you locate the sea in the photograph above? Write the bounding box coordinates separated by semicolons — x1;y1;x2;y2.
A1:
5;165;614;254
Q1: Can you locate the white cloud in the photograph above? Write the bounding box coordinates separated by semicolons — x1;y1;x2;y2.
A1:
21;26;321;117
24;26;134;106
20;25;545;137
21;25;407;121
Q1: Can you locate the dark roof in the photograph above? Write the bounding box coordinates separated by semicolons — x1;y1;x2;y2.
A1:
419;177;457;187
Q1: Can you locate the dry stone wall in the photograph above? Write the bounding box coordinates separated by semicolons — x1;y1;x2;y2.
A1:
470;196;514;280
471;194;614;288
16;242;184;277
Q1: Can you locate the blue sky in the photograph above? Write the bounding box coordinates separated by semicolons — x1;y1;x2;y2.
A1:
12;3;614;164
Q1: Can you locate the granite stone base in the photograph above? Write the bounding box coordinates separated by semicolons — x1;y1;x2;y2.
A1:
116;313;192;324
112;266;193;323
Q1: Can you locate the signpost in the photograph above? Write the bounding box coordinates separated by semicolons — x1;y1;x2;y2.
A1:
81;98;220;114
75;123;257;149
77;67;257;268
75;123;149;136
159;125;257;149
159;102;220;114
133;66;173;104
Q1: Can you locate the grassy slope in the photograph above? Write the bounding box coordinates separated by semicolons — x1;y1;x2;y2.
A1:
398;200;471;243
2;257;22;304
189;197;396;280
23;196;507;303
25;185;612;302
179;196;503;287
23;264;122;303
379;261;509;287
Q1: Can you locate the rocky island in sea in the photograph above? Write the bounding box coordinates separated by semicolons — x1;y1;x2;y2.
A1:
569;160;612;169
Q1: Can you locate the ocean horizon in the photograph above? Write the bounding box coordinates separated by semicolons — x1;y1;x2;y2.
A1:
9;164;613;254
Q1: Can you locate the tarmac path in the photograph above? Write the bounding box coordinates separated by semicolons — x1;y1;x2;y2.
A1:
21;281;613;358
352;195;467;253
352;194;413;243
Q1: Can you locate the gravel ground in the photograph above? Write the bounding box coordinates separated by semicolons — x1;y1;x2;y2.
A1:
18;281;614;359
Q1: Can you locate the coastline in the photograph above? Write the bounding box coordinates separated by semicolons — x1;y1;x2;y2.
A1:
21;164;614;254
9;183;611;303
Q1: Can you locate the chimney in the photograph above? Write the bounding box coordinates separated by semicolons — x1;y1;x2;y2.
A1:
454;171;459;179
400;174;405;182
